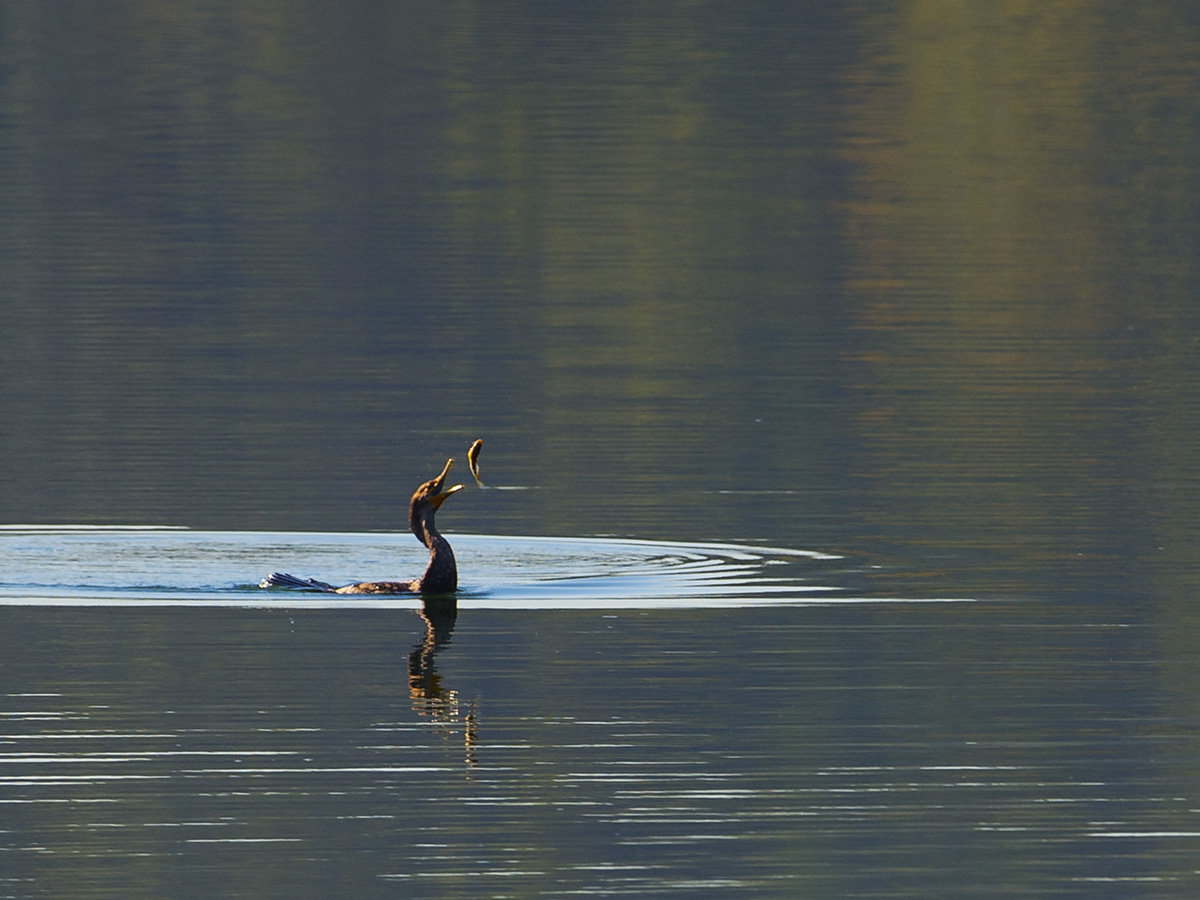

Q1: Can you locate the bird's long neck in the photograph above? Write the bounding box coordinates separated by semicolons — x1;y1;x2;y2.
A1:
415;514;457;594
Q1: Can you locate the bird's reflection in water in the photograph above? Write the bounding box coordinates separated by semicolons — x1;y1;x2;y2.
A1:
408;597;477;769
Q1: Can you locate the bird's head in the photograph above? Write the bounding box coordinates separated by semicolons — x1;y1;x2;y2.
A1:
408;457;464;539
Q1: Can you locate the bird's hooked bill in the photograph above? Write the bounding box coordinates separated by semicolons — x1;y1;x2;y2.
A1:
432;482;465;509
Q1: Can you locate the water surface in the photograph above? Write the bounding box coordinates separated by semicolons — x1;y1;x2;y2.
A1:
2;528;1195;898
0;525;851;608
3;1;1200;897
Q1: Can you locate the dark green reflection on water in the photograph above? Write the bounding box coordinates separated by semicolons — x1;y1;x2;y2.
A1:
2;3;1199;605
1;3;1197;610
839;2;1200;603
0;1;847;544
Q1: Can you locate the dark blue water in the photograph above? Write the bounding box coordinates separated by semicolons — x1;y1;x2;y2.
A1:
3;2;1200;897
1;568;1187;899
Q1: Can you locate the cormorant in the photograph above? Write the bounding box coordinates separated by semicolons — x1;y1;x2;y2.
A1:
260;457;464;594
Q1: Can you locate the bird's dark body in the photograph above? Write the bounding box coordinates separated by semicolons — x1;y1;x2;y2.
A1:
260;457;463;595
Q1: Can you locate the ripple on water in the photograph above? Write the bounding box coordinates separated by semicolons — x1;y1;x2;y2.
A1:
0;526;969;608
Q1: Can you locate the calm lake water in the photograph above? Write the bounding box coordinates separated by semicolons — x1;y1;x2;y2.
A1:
3;2;1200;897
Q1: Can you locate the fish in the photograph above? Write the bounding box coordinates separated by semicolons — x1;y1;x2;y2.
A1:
468;439;484;486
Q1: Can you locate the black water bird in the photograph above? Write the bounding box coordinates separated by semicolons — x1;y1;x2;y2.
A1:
260;458;464;594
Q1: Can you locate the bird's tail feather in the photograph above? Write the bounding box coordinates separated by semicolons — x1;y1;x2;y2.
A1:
259;572;337;592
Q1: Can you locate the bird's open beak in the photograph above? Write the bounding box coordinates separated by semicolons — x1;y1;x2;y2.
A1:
429;457;465;509
431;482;464;509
